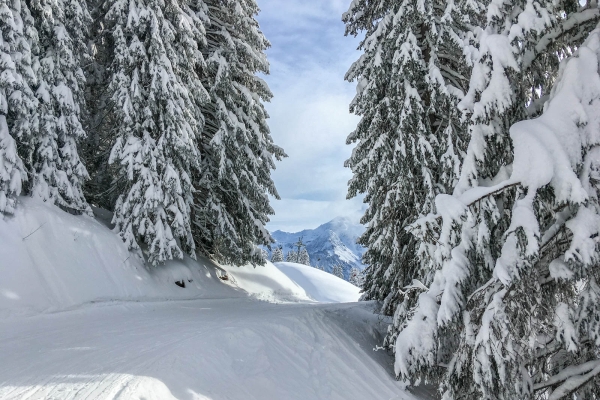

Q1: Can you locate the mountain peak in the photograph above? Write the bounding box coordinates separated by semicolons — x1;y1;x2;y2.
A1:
329;215;354;224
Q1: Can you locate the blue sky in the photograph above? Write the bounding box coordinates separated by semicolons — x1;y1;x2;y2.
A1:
256;0;365;232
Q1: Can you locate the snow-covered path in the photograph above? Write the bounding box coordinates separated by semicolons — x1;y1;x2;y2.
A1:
0;200;436;400
0;299;421;400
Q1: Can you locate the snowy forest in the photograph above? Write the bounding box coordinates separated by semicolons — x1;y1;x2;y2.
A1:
1;0;600;399
0;0;285;267
345;0;600;398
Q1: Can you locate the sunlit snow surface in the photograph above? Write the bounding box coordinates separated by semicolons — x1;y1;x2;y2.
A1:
274;262;360;302
221;261;313;303
221;261;360;303
0;198;428;399
0;300;421;400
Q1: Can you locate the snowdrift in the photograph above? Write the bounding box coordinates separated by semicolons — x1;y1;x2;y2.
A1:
221;261;313;303
222;261;360;303
0;198;311;317
274;262;361;302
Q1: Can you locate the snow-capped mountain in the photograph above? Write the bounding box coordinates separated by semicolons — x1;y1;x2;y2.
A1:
268;217;366;279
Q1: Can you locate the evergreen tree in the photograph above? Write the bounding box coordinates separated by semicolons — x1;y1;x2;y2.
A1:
79;0;111;210
271;245;283;262
392;1;600;398
332;264;344;280
0;0;37;214
0;0;285;271
298;247;310;266
349;267;363;287
26;0;91;213
285;250;297;263
105;0;209;265
343;0;470;319
191;0;285;266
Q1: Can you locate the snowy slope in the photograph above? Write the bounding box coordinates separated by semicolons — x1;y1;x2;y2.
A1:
269;216;366;278
274;262;360;303
0;198;308;317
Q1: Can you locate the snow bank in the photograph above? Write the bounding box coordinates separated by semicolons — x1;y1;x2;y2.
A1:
274;262;361;303
0;198;245;317
0;197;354;318
220;261;313;303
0;197;362;319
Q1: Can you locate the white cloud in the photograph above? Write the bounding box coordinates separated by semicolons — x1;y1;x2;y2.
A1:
256;0;364;233
267;197;366;233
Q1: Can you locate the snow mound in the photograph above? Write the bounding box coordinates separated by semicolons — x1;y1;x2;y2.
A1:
220;261;313;303
274;262;361;303
0;198;349;317
0;198;245;317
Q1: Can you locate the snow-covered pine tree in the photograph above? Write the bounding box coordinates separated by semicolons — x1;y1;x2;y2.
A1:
80;0;121;210
393;2;600;398
343;0;470;319
332;264;344;280
298;247;310;266
26;0;91;213
349;267;363;287
271;246;283;262
285;250;297;263
191;0;285;266
0;0;37;214
105;0;209;265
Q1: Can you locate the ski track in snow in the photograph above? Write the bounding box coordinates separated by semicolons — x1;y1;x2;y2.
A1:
0;199;434;400
0;299;420;400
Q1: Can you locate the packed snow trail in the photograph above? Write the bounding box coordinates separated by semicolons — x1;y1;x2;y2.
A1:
0;198;434;399
0;299;424;400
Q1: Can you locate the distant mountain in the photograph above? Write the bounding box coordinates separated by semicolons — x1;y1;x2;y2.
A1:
267;217;366;280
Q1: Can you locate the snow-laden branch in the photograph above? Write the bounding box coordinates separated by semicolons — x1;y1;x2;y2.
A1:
458;180;520;207
533;359;600;396
523;7;600;71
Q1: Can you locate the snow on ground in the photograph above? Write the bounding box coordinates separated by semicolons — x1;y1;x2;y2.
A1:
221;261;360;303
0;198;318;317
0;198;430;399
274;262;360;303
0;300;420;400
220;261;313;303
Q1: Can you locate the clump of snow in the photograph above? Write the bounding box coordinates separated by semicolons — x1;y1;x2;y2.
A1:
274;262;361;303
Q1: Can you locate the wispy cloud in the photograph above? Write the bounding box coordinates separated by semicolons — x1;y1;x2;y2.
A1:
256;0;364;232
